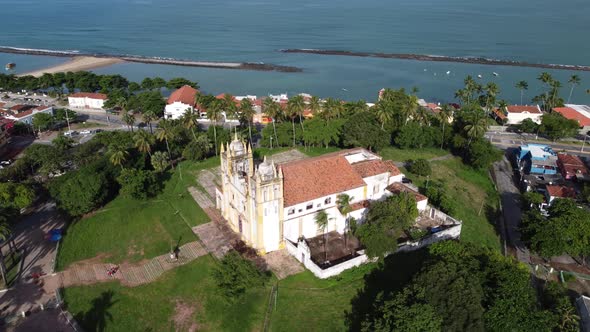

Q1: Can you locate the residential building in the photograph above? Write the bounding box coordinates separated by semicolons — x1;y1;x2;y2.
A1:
164;85;199;120
557;153;589;181
544;185;576;207
68;92;108;109
553;104;590;134
494;105;542;125
1;105;53;126
516;144;558;175
576;295;590;332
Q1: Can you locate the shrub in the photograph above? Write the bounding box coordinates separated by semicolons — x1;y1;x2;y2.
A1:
408;159;432;177
213;251;269;300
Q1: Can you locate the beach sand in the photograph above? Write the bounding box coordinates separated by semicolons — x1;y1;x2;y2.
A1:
19;56;123;77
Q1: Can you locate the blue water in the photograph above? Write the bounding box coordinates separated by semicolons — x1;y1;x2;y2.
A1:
1;0;589;103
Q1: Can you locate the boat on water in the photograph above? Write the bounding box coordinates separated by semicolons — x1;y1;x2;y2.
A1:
5;63;15;70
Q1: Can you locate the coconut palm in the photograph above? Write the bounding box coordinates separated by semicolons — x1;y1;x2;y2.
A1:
308;96;322;116
142;111;157;134
156;119;175;163
483;82;500;112
288;95;306;133
464;112;488;145
207;99;223;155
134;130;154;157
567;74;581;103
337;193;353;249
240;98;255;145
374;103;392;129
122;112;135;133
515;80;528;105
263;98;281;146
537;72;554;111
346;100;368;114
151;151;169;172
549;79;563;110
182;108;199;140
108;144;129;169
222;93;238;122
286;97;302;146
314;210;329;263
322;98;342;122
438;104;454;149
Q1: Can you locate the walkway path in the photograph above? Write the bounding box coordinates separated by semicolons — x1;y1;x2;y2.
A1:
392;153;453;167
47;241;207;289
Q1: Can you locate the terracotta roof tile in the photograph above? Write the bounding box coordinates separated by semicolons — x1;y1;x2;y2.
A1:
167;85;198;105
69;92;108;100
386;183;427;202
350;200;370;211
557;153;589;176
351;159;401;178
506;105;541;114
546;185;576;198
281;150;367;207
11;110;34;118
553;107;590;126
492;108;507;120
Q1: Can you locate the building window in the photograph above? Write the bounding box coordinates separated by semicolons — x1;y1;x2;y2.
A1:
298;209;303;213
317;204;321;208
324;197;332;204
288;209;295;215
264;190;268;201
264;208;267;216
373;185;379;195
306;203;313;210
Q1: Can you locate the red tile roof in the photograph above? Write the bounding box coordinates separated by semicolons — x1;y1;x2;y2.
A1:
11;110;34;118
553;107;590;127
492;108;507;120
69;92;108;100
10;104;29;112
506;105;541;114
351;159;401;178
167;85;198;106
386;183;428;202
281;150;367;207
426;103;441;113
350;200;370;211
546;185;576;199
557;153;589;176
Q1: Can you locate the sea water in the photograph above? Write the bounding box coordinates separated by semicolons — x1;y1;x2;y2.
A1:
1;0;589;103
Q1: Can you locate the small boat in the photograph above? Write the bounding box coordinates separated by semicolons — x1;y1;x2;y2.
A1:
446;71;451;75
477;74;483;79
492;72;499;76
341;88;348;92
5;63;16;70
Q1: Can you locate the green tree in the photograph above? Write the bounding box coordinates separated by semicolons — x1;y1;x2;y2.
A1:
213;251;269;300
314;210;330;263
540;113;579;141
108;144;129;169
239;98;255;144
167;78;198;90
117;169;161;199
182;108;199;140
134;130;155;157
156;119;176;162
567;74;581;103
0;183;35;210
121;111;135;132
286;95;305;146
522;191;544;210
518;118;539;134
263;98;281;146
182;133;211;161
515;80;529;105
207;99;223;155
437;105;454;149
308;95;322;116
302;117;343;148
52;135;74;152
409;159;431;177
151;151;169;172
342;112;389;152
142;111;157;134
151;77;167;90
32;113;54;132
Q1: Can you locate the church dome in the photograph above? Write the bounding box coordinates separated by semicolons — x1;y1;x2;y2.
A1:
230;139;245;155
258;157;274;179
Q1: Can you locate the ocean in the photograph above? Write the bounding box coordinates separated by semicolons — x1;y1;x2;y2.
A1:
1;0;589;104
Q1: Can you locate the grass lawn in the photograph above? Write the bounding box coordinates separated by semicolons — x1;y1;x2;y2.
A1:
379;146;449;162
56;158;219;270
72;121;107;129
62;256;269;332
402;157;501;250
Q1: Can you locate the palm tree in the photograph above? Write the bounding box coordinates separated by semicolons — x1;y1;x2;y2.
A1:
308;96;322;116
288;95;306;132
122;112;135;133
374;103;392;129
549;79;563;110
483;82;500;112
0;220;11;241
240;98;255;145
314;210;329;263
134;130;154;157
438;105;454;149
222;93;238;123
207;99;223;155
156;119;175;164
182;108;199;141
263;98;281;146
285;97;300;146
464;112;488;146
567;74;581;103
537;72;554;111
322;98;342;122
515;80;528;105
142;111;157;134
336;194;353;249
108;144;129;169
151;151;169;172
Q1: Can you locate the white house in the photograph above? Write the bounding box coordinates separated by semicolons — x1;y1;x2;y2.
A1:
165;85;199;120
494;105;543;125
2;105;53;125
553;104;590;134
68;92;108;109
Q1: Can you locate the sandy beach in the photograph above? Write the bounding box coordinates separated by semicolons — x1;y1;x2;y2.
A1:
19;56;123;77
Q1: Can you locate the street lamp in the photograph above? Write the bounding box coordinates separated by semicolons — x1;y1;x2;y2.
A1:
270;136;273;149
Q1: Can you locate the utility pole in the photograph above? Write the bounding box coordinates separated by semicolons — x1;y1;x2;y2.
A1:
65;109;71;132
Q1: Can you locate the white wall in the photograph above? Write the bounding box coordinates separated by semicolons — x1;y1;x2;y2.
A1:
8;107;53;125
262;200;280;252
396;224;462;253
165;102;192;120
506;112;542;125
68;97;105;109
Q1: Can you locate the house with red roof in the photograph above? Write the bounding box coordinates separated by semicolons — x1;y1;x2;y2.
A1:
0;117;14;150
553;104;590;134
68;92;108;109
2;105;53;125
495;105;543;125
557;153;589;181
544;184;576;206
164;85;199;120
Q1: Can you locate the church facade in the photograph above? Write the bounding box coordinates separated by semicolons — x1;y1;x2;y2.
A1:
215;136;406;254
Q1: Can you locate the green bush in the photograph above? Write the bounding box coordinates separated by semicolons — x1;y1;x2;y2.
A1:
213;251;269;300
408;159;432;177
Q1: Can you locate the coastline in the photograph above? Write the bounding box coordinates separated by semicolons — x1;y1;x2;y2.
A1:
281;49;590;72
0;46;302;74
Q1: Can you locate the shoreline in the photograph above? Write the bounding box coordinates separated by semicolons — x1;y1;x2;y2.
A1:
0;47;302;74
20;56;123;77
281;49;590;72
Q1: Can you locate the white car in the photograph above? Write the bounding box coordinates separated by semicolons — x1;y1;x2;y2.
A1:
64;130;78;137
80;130;91;135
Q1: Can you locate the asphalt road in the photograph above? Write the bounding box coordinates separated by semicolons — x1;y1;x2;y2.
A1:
485;131;590;157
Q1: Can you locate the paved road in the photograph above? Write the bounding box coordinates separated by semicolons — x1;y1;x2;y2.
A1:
485;132;590;157
491;157;530;263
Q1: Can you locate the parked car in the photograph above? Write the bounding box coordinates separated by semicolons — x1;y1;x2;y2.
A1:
64;130;78;137
402;177;412;184
0;160;11;166
80;130;91;135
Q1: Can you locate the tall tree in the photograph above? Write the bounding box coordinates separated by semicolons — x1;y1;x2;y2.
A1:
182;108;199;140
515;80;529;105
121;112;135;133
287;95;305;146
314;210;329;263
108;144;129;169
222;94;238;122
263;98;281;147
142;111;157;134
207;99;223;155
438;105;453;149
134;130;154;157
239;98;255;145
308;95;322;116
567;74;581;103
155;119;175;164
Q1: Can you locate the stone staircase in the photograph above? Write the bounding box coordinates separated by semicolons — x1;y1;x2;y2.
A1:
57;241;207;288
